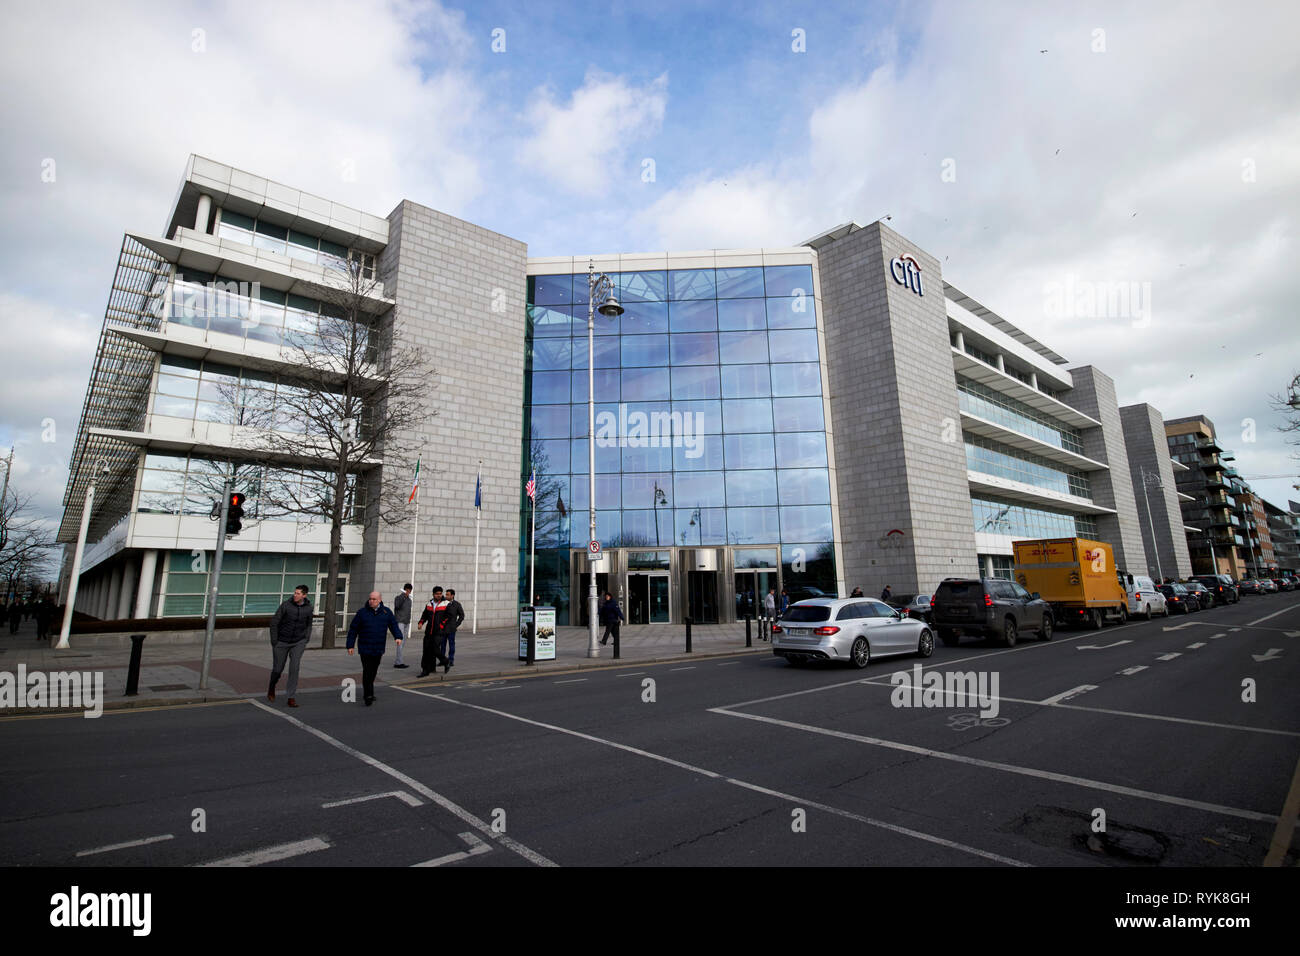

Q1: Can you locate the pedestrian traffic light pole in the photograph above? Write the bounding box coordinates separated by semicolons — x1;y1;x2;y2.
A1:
200;474;231;691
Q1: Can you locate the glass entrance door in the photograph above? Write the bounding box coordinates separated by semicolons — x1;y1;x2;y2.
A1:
627;573;670;624
686;571;718;624
733;570;775;620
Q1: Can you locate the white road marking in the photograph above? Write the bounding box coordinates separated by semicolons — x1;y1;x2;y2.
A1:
1248;606;1299;626
716;661;740;666
197;836;331;867
1187;642;1206;649
710;709;1285;825
76;834;174;857
247;700;556;867
1038;685;1098;706
553;678;588;685
1252;648;1284;662
412;832;493;867
321;790;422;809
1287;631;1300;638
482;686;520;692
1162;623;1193;631
1156;653;1181;661
395;685;1028;866
670;666;696;671
849;680;1300;738
1077;640;1132;650
616;671;647;678
1230;628;1242;632
1119;666;1149;675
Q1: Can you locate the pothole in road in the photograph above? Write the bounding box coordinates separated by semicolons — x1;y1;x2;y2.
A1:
1007;806;1169;864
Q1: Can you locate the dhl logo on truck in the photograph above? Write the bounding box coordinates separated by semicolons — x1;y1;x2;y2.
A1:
1083;549;1102;562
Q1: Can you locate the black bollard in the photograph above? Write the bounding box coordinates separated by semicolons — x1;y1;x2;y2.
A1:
745;613;752;648
685;616;692;653
124;634;146;696
613;624;620;660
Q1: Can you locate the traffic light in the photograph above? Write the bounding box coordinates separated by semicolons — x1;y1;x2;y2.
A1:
226;492;246;536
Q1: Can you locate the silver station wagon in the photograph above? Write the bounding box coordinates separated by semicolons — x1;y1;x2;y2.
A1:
772;598;935;668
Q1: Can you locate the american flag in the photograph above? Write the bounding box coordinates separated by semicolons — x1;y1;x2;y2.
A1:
525;468;535;501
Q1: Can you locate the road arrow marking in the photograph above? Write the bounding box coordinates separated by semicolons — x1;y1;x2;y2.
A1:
1156;653;1182;661
1187;643;1207;649
1078;640;1133;650
76;834;175;857
197;836;331;867
1039;684;1099;705
1118;666;1149;676
412;831;493;867
322;790;422;809
1253;648;1284;663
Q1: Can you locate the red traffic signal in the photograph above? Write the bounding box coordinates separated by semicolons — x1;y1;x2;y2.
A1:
226;492;246;535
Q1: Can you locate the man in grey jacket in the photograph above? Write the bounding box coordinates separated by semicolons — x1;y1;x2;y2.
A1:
268;584;313;707
392;583;413;669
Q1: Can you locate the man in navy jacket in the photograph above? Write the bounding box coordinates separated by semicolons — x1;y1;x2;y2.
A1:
346;591;403;706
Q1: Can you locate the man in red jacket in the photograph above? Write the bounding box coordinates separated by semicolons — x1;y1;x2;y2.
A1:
416;586;451;677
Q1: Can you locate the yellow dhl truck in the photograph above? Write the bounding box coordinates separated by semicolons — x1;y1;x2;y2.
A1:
1012;537;1127;629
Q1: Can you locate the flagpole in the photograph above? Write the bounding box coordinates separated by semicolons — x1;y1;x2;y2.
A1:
473;460;481;634
529;481;536;609
409;458;420;596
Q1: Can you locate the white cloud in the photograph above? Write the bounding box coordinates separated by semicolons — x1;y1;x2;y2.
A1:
519;69;668;196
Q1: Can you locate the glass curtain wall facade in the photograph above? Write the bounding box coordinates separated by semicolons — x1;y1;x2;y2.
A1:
522;263;835;624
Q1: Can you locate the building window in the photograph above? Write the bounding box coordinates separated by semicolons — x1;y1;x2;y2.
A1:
965;433;1092;498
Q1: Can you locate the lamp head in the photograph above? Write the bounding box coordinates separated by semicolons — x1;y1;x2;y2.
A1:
597;293;623;318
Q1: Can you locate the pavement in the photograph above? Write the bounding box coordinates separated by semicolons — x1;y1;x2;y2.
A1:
0;615;775;712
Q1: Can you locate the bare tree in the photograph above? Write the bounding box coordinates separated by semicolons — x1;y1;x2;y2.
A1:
256;258;434;646
1271;371;1300;460
0;487;58;601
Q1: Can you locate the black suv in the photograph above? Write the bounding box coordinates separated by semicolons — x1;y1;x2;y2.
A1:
1192;574;1239;604
932;578;1053;648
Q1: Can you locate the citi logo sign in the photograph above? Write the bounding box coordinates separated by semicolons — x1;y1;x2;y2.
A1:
889;254;924;296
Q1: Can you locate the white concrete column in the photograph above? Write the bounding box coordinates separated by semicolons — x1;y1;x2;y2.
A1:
106;563;123;622
995;354;1006;373
97;574;110;620
1029;371;1038;389
134;549;159;618
953;330;964;352
118;557;137;620
195;194;212;233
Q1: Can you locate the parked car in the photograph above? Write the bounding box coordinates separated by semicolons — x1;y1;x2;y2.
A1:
885;592;934;624
1274;578;1294;592
931;577;1053;647
1158;583;1194;613
1237;578;1263;595
1192;574;1239;604
1183;580;1214;609
1123;572;1168;619
772;598;933;668
785;585;832;606
1259;578;1278;593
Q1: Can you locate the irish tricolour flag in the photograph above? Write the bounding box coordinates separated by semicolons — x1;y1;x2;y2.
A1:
408;457;420;503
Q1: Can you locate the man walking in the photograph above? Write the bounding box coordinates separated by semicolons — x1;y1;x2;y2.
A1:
346;591;403;706
443;589;465;669
598;591;622;645
880;585;892;602
415;586;450;677
392;583;413;669
268;585;313;708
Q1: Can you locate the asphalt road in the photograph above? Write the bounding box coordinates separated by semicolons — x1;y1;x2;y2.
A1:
3;593;1298;868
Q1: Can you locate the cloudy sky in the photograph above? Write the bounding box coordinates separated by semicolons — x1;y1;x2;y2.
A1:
1;0;1298;542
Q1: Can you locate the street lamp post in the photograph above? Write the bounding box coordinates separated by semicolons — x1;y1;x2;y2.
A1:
585;260;623;658
57;457;109;649
1139;467;1164;583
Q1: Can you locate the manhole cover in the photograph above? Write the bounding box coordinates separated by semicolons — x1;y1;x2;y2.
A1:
148;684;190;691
